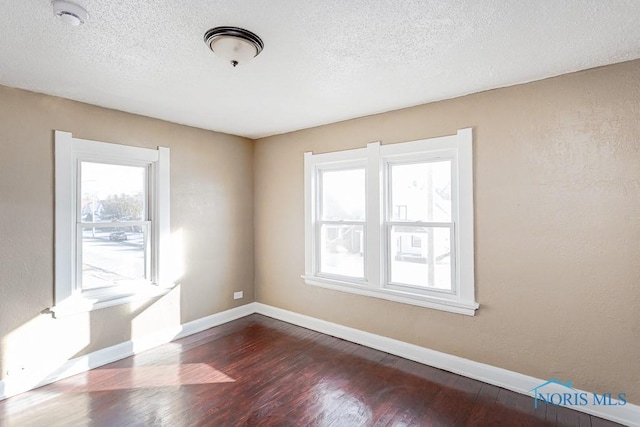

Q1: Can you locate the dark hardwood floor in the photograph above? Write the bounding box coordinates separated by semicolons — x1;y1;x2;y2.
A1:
0;314;623;426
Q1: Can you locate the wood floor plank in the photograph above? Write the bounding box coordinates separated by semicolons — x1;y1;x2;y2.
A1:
591;416;626;427
466;383;501;426
0;314;625;427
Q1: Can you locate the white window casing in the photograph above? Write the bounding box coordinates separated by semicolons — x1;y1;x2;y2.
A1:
52;131;172;316
303;128;478;316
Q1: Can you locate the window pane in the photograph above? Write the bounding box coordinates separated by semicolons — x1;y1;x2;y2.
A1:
81;162;146;223
389;226;451;291
320;224;364;278
321;168;365;220
81;226;148;289
390;161;451;222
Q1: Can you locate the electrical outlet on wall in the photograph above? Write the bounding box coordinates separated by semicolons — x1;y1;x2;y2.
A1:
233;291;243;300
6;366;26;377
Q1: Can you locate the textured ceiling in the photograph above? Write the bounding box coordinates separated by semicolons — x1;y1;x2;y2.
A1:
1;1;639;139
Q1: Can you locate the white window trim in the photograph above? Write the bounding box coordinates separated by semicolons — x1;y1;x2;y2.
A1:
303;128;478;316
52;131;172;317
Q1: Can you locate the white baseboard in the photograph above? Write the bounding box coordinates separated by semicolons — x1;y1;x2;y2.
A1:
174;302;256;341
254;303;639;427
1;302;637;426
0;303;256;401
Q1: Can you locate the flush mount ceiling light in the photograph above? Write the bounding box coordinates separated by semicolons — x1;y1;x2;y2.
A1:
204;27;264;67
52;0;89;26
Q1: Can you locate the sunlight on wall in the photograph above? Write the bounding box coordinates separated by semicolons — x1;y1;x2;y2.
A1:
128;228;184;347
130;285;181;349
169;228;185;284
1;312;90;396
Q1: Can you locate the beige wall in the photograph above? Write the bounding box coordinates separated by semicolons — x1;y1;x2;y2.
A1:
0;86;254;382
2;59;639;403
254;60;640;402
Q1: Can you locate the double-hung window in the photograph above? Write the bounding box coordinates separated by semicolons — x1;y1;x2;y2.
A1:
304;128;477;315
52;131;171;315
315;152;367;281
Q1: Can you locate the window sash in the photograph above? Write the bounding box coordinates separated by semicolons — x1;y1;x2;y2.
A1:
77;160;151;222
383;222;456;296
316;166;367;222
77;221;149;228
313;159;368;281
317;220;365;226
383;155;457;223
315;220;367;282
76;221;152;293
382;152;458;296
76;158;153;293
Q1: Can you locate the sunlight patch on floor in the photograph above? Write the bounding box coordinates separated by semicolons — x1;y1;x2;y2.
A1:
56;363;235;392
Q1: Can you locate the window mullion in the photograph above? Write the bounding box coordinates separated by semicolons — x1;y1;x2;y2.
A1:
366;142;381;289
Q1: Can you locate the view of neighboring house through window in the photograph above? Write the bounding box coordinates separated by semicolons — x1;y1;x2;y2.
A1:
318;168;365;279
386;160;453;291
304;129;477;316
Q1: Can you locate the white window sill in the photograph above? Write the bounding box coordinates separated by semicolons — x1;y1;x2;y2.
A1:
302;275;479;316
50;284;175;318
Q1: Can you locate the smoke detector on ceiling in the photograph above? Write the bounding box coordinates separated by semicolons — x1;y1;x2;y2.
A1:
52;0;89;26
